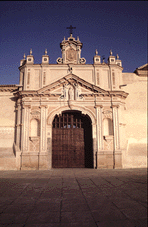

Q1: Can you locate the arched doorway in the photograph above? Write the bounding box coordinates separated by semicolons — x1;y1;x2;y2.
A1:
52;110;93;168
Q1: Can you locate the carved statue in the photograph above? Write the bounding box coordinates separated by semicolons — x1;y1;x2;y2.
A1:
68;87;74;100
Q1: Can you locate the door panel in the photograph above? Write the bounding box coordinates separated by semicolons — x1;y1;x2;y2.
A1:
52;112;85;168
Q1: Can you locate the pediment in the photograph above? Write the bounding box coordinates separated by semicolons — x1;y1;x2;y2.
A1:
18;74;128;99
137;63;148;70
38;74;108;96
134;63;148;76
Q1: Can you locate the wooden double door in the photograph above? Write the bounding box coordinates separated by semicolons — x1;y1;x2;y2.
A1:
52;111;93;168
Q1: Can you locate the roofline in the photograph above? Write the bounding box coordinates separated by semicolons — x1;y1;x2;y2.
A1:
0;84;18;87
137;63;148;70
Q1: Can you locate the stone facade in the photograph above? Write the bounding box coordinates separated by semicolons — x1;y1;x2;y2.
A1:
0;34;147;170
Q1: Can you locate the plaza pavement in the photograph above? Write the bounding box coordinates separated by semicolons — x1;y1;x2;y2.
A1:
0;168;147;227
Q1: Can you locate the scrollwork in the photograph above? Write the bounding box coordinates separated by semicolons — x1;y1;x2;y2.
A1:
79;58;86;64
56;57;63;64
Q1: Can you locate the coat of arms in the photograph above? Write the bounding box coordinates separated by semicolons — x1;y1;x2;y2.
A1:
66;47;76;61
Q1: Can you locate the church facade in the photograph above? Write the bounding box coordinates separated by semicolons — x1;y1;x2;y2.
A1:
0;34;147;170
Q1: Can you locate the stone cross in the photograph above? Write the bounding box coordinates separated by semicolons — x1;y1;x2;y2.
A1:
66;25;76;35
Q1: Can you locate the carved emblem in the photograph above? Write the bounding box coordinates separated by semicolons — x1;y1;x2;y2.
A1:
102;110;112;119
66;47;76;61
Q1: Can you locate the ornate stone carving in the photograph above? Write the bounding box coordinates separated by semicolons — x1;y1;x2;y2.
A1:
79;57;86;64
56;57;63;64
60;83;82;101
103;136;113;150
102;110;112;119
66;47;76;61
29;137;39;152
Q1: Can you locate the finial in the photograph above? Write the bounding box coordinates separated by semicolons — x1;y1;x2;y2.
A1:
77;36;79;41
70;33;73;37
45;49;47;55
23;53;26;59
116;54;119;59
102;55;105;63
30;49;32;55
110;50;113;56
64;36;65;41
95;49;98;55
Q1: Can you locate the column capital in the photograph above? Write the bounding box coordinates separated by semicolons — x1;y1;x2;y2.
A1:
39;105;48;109
95;105;103;108
111;105;119;108
22;105;31;109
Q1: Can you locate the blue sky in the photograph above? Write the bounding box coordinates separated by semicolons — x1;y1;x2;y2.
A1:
0;1;147;85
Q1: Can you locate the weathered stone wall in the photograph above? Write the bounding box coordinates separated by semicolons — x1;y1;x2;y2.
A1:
0;92;16;148
122;74;147;168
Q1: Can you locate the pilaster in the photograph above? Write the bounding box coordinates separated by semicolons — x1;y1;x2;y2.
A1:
40;105;47;152
96;105;103;151
21;105;31;152
112;105;120;150
16;101;21;149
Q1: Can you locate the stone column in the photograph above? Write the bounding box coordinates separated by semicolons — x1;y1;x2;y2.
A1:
96;105;104;169
15;101;22;169
39;105;48;169
47;124;52;169
96;105;103;151
112;105;120;150
40;105;47;152
16;101;21;149
21;105;30;152
112;105;122;168
23;68;27;90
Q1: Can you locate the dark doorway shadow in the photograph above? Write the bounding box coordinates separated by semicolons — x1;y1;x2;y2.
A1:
83;114;93;168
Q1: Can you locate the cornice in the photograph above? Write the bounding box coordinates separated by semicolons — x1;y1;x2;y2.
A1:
0;85;19;92
38;74;108;95
109;90;129;98
17;91;128;99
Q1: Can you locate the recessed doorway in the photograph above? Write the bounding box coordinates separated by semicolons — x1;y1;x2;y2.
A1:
52;110;93;168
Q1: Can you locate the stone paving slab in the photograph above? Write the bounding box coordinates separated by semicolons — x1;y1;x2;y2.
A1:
0;168;147;227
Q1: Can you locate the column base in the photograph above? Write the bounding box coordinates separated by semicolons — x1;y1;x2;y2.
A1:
97;150;122;169
20;152;49;170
